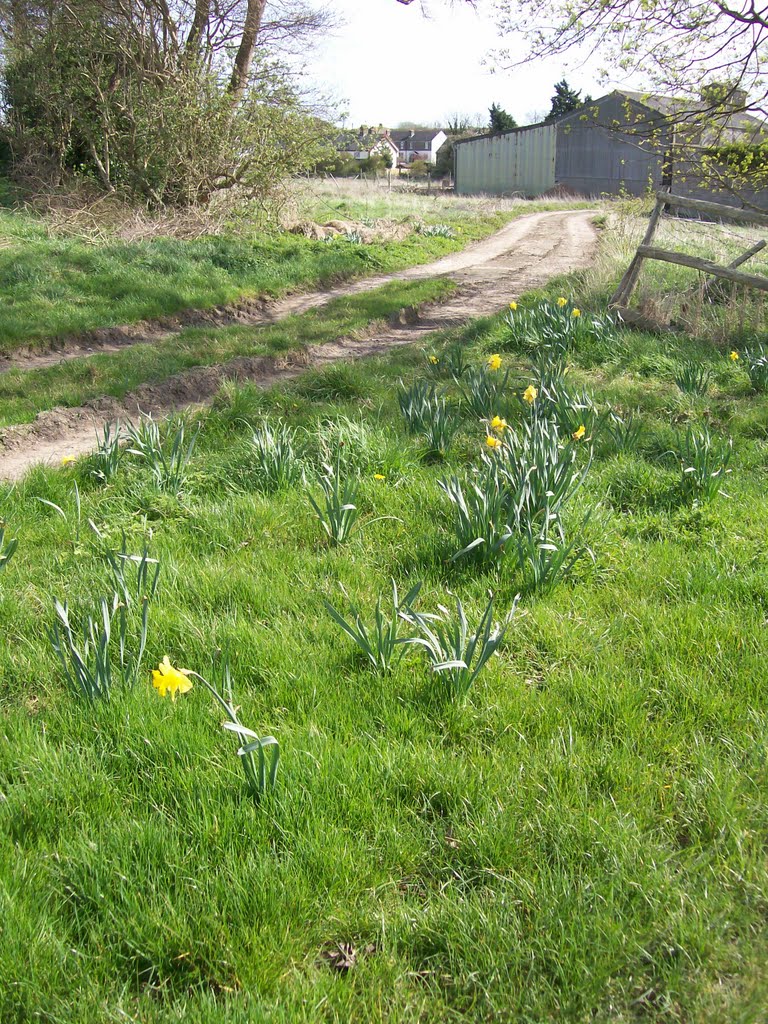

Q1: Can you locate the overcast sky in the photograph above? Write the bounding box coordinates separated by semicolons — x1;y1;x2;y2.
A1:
302;0;610;128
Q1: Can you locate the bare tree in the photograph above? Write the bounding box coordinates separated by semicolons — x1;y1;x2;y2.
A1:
491;0;768;119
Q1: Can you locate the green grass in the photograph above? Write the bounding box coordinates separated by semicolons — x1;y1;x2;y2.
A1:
0;191;568;352
2;285;768;1022
0;277;455;425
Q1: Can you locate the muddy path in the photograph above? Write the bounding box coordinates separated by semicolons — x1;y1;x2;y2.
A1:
0;209;597;480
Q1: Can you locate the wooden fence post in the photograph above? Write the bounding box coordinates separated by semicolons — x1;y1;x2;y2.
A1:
610;192;669;308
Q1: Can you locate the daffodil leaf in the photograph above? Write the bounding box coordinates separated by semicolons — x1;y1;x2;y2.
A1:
222;721;261;740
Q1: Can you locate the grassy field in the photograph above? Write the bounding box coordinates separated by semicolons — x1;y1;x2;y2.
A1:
0;180;587;352
2;269;768;1020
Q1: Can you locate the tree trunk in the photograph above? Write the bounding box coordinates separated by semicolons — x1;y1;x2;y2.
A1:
186;0;210;55
228;0;267;103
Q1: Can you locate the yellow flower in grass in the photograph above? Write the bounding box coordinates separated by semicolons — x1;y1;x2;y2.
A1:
485;434;502;450
374;473;386;480
61;455;76;466
523;384;538;404
556;296;567;307
509;301;518;311
490;415;508;433
429;355;439;365
152;656;193;701
571;308;581;318
487;353;502;371
573;424;586;440
730;350;739;362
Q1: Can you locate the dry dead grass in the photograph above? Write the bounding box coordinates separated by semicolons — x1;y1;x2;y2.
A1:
584;198;768;342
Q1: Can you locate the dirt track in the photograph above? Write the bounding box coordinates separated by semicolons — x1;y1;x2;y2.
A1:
0;209;597;480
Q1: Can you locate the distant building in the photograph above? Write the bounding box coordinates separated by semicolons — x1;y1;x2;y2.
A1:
453;89;768;209
336;127;399;166
388;129;449;167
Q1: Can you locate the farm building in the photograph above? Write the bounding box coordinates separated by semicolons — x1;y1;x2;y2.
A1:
454;89;768;209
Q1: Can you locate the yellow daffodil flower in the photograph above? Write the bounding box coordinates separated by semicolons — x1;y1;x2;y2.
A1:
490;415;508;433
485;435;502;450
509;301;518;311
374;473;385;480
556;297;567;307
523;384;538;404
152;656;193;701
730;350;739;361
573;424;586;440
487;353;502;371
61;455;76;466
571;308;581;318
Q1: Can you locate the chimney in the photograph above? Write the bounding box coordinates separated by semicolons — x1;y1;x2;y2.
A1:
700;83;748;110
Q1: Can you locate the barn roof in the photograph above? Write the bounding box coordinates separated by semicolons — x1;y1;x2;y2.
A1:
561;90;768;144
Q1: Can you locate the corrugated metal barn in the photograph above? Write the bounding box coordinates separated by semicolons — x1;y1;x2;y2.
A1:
454;89;767;209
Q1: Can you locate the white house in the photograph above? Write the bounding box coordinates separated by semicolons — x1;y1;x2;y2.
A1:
389;129;448;166
337;128;399;165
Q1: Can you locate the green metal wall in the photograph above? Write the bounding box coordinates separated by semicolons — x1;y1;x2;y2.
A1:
454;124;556;196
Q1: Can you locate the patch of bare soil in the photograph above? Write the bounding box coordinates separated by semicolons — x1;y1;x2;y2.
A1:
0;210;597;480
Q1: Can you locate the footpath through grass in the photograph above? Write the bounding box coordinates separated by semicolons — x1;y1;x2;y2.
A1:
2;285;768;1022
0;278;454;426
0;192;581;352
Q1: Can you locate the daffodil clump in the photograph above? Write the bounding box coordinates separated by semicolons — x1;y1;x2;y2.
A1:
741;343;768;392
398;379;460;456
503;297;617;369
457;364;511;420
49;540;160;702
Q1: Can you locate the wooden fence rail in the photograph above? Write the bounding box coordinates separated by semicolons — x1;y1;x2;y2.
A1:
610;191;768;311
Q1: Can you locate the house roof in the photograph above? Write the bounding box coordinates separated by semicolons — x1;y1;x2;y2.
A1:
389;129;445;148
336;130;399;153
